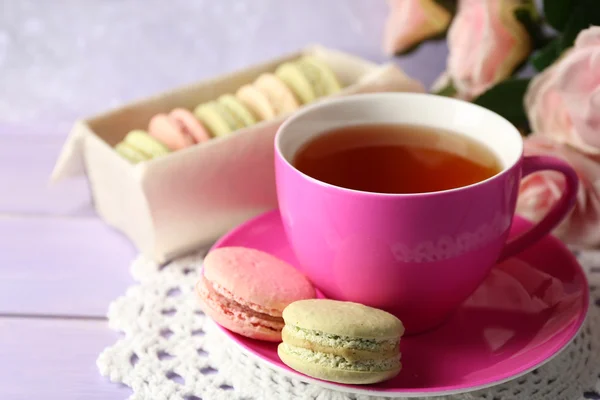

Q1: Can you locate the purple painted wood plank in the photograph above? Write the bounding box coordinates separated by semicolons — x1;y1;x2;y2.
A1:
0;135;95;216
0;216;136;317
0;317;130;400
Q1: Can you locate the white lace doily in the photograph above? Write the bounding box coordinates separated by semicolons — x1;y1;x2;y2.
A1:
97;249;600;400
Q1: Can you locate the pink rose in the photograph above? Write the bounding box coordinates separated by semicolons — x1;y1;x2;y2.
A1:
525;26;600;154
443;0;532;99
517;135;600;248
383;0;452;55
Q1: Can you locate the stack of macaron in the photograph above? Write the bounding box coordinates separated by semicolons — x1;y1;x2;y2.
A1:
196;246;405;385
114;55;343;163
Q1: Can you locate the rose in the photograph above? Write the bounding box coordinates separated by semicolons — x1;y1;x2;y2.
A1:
383;0;452;55
517;134;600;248
442;0;532;100
445;0;532;99
525;26;600;154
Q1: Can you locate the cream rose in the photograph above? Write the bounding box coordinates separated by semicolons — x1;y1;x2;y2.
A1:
383;0;452;55
444;0;532;99
525;26;600;154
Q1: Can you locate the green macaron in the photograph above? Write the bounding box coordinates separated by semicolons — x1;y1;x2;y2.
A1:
278;299;404;385
218;94;257;127
115;141;149;163
298;56;342;97
194;101;244;137
275;56;342;104
115;129;170;163
275;61;316;104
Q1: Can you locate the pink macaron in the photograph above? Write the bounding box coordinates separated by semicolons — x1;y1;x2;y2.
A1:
196;246;316;342
148;108;211;150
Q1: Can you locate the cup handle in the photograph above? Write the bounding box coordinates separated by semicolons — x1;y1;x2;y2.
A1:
497;155;579;262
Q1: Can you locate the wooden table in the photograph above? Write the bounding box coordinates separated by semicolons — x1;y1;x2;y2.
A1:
0;1;448;398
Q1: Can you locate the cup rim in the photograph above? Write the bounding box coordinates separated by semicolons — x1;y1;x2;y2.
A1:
274;92;524;198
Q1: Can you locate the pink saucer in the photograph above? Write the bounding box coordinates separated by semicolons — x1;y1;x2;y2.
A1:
211;210;589;397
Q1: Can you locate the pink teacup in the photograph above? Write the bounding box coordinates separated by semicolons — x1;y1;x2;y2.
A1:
274;93;578;335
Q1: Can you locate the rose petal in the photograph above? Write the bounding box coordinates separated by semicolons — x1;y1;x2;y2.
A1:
574;26;600;48
523;27;600;155
517;134;600;247
446;0;532;99
383;0;451;55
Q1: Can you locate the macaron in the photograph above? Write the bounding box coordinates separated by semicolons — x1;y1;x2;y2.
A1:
196;247;316;342
218;94;257;127
275;56;342;104
194;101;244;137
278;299;404;384
298;56;342;97
252;73;300;116
115;129;170;163
148;108;211;150
276;61;316;104
236;83;277;121
115;141;149;164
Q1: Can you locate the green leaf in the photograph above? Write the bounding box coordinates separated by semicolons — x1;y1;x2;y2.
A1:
473;79;532;127
392;31;449;56
560;0;600;51
531;38;561;71
393;42;422;56
433;0;457;14
433;81;457;97
514;4;549;49
543;0;580;32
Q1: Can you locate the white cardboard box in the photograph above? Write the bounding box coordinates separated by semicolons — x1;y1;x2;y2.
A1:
51;45;424;262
